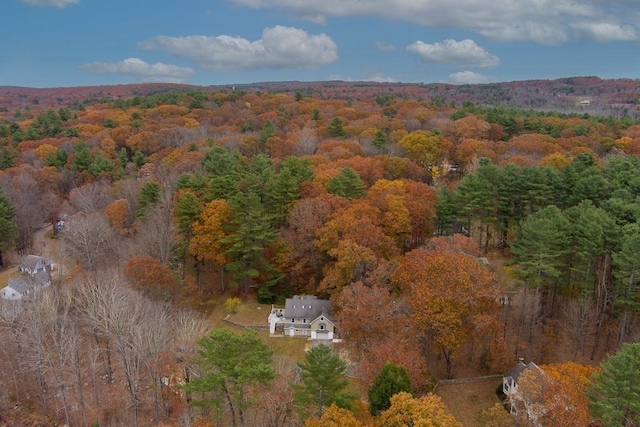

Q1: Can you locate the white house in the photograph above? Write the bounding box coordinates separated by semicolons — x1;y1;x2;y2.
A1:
268;295;335;340
1;256;53;301
19;255;52;276
0;271;51;301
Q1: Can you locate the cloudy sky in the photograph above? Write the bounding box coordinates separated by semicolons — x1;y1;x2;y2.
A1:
2;0;640;87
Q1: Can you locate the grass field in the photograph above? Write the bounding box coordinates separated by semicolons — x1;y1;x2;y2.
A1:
434;379;507;427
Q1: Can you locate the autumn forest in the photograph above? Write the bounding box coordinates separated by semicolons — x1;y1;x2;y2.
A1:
0;79;640;426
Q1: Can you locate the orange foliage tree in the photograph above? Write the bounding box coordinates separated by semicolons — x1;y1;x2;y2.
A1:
393;250;502;378
188;199;232;266
513;362;596;427
104;199;134;235
123;255;179;299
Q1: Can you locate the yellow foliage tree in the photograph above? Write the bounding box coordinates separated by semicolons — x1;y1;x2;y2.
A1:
34;143;58;163
305;403;364;427
376;392;461;427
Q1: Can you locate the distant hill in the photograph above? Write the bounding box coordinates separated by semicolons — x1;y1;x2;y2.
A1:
2;76;640;117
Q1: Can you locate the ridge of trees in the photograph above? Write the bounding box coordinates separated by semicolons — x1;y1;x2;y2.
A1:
0;82;639;426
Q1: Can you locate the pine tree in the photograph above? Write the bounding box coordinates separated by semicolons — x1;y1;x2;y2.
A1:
327;117;346;138
368;361;413;416
589;343;640;427
184;330;275;427
0;188;16;267
294;344;359;419
137;181;162;217
327;167;366;199
223;191;279;297
372;130;388;153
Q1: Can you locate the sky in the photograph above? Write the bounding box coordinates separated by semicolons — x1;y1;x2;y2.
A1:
2;0;640;88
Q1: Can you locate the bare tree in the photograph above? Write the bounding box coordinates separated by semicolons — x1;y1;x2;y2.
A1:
69;180;113;214
1;171;59;253
134;302;172;426
0;299;27;404
135;203;177;265
62;212;118;271
73;274;147;427
561;297;596;360
294;124;319;155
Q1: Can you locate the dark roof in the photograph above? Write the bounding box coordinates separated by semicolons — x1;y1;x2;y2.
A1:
20;255;51;271
504;361;527;382
504;361;542;383
284;295;332;321
5;271;50;295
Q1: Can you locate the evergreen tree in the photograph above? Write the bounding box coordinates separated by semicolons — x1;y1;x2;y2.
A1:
612;224;640;346
137;181;162;217
0;148;18;169
132;150;147;168
71;142;93;172
511;205;569;288
294;344;358;419
173;190;202;236
184;329;275;427
0;189;17;267
435;186;458;236
259;121;276;148
372;130;388;153
223;191;279;297
46;148;68;168
117;147;128;168
589;343;640;427
203;145;243;177
88;155;114;177
326;167;366;199
368;361;413;416
327;117;346;138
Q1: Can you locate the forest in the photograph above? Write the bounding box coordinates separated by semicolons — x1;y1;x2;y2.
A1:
0;80;639;426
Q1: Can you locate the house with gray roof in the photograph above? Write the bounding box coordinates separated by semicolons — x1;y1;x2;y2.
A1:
19;255;52;276
268;295;335;340
503;360;543;397
1;256;52;301
1;270;51;301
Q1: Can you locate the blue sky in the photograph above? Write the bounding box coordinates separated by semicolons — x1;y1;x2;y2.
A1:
2;0;640;88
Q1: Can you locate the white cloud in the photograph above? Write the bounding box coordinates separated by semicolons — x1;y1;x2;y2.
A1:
21;0;78;7
407;39;499;68
80;58;195;83
228;0;640;44
570;22;638;42
476;22;570;45
449;71;494;84
375;41;396;52
138;26;338;72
